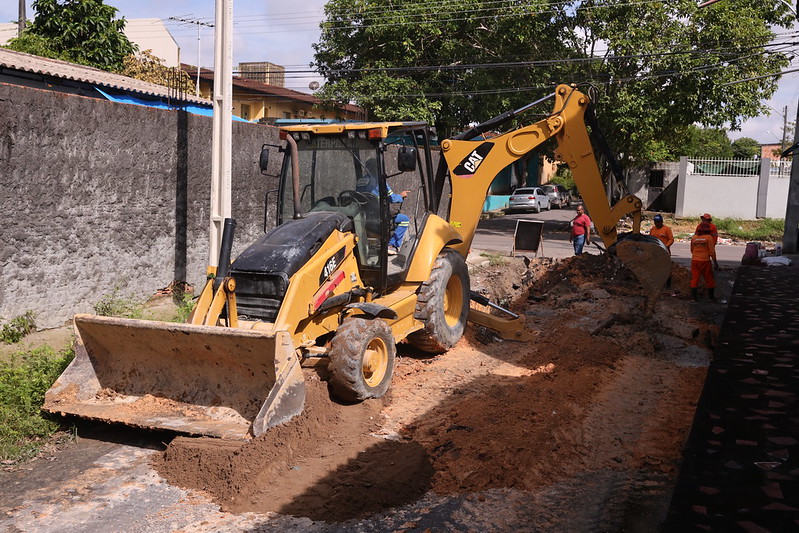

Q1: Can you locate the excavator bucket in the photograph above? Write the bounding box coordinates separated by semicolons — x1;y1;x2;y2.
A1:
43;314;305;440
612;233;673;312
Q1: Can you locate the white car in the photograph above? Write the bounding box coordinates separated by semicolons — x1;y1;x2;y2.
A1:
542;184;571;208
508;187;550;213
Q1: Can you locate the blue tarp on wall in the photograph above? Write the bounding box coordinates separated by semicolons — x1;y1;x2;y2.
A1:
95;87;250;122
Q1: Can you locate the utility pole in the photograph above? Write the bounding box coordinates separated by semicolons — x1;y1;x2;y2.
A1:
18;0;26;35
208;0;233;269
782;105;789;153
168;16;214;96
783;103;799;252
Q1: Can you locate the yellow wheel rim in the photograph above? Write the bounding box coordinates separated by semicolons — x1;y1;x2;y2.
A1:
362;336;389;387
444;274;464;328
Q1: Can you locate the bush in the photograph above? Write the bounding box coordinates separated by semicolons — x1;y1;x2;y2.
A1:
0;311;37;344
94;288;144;319
172;293;197;323
0;346;74;461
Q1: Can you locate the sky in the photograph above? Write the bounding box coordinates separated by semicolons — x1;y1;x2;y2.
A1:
1;0;797;145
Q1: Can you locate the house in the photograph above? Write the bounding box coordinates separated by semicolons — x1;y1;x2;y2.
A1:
123;18;181;67
184;65;364;123
760;143;787;160
0;47;207;107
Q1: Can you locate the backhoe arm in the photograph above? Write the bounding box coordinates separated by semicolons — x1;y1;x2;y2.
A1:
442;84;670;310
442;84;638;254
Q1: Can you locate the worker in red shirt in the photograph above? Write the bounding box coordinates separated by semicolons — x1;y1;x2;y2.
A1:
695;213;718;244
649;214;674;253
569;204;592;255
690;222;719;301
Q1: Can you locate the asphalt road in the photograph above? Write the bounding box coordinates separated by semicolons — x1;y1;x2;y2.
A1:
472;207;747;269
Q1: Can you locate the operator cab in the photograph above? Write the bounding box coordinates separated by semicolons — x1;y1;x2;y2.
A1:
271;123;436;295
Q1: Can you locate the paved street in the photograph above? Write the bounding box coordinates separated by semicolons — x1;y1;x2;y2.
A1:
473;207;747;269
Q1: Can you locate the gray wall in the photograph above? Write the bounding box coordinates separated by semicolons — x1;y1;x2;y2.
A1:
0;83;281;328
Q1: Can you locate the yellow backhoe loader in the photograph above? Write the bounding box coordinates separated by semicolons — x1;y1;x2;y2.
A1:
43;85;670;439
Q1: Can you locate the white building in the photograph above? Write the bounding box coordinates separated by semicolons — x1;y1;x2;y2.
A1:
0;18;180;68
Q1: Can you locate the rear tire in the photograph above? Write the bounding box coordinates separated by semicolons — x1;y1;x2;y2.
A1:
534;203;541;213
328;317;396;402
407;249;470;353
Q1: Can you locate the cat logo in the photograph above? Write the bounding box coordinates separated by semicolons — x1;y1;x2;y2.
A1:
452;142;494;176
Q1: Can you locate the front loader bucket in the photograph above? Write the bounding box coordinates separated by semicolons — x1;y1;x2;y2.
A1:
43;314;305;440
612;233;672;312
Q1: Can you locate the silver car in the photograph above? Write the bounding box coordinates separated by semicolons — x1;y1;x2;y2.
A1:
508;187;550;213
542;184;571;208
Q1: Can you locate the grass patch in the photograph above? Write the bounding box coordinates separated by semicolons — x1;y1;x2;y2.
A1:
94;287;144;319
480;251;509;266
647;214;785;242
172;293;197;323
0;311;37;344
0;345;74;461
714;218;785;242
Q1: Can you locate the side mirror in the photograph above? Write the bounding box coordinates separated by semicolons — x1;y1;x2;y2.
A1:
397;146;417;172
259;146;270;173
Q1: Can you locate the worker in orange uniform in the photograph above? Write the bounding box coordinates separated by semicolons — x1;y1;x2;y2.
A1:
695;213;718;244
690;222;719;301
649;214;674;253
650;214;675;288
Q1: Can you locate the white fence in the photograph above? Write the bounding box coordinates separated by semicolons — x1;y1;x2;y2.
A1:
675;157;790;219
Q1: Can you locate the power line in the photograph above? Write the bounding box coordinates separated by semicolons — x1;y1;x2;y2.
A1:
168;16;214;95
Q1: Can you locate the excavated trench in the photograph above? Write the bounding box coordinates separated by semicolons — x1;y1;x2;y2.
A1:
153;252;725;530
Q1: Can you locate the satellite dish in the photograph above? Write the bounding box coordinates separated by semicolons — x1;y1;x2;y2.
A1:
309;81;320;91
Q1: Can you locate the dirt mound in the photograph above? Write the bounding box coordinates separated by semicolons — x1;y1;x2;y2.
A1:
154;252;718;527
155;375;432;522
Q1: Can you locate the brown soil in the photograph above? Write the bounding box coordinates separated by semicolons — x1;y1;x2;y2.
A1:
154;252;723;528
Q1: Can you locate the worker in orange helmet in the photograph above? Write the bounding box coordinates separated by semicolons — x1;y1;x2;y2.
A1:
695;213;718;245
690;221;720;301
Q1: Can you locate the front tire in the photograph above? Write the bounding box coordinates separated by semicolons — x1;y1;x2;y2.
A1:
328;317;396;402
407;249;470;353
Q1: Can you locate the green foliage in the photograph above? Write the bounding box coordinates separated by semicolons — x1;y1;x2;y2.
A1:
313;0;791;159
0;345;74;461
5;0;136;71
1;311;37;344
94;288;144;319
3;32;71;62
731;137;761;160
119;50;197;95
480;251;508;267
551;166;575;190
172;293;197;323
671;125;734;159
713;217;785;242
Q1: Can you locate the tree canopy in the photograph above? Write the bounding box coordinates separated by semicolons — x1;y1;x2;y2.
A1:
5;0;136;71
313;0;793;165
731;137;762;160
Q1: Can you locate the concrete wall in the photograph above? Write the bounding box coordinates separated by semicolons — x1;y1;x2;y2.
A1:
678;174;760;218
0;82;280;328
675;158;788;219
766;176;790;219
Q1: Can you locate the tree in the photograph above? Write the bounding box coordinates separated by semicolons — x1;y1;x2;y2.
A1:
313;0;792;165
731;137;761;159
5;0;136;71
119;50;196;95
672;125;733;159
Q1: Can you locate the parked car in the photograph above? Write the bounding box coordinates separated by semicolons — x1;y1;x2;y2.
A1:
542;184;572;208
508;187;550;213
